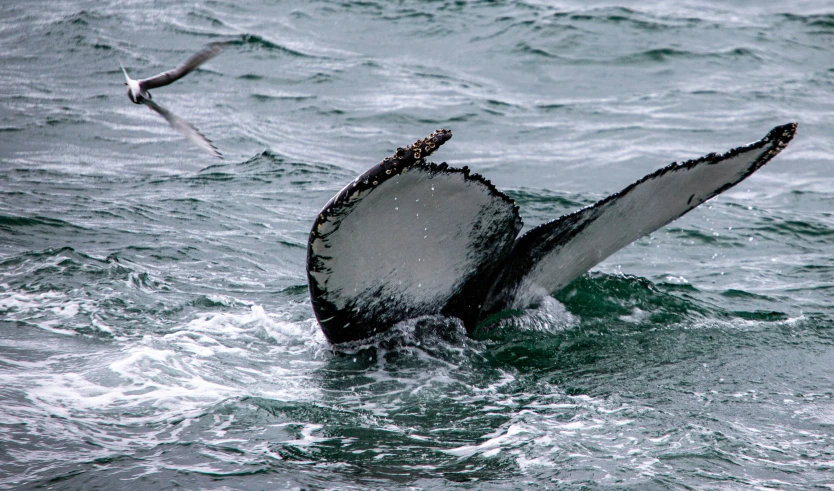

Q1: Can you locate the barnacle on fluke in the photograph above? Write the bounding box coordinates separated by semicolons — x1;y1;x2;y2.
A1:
307;123;797;344
309;129;453;238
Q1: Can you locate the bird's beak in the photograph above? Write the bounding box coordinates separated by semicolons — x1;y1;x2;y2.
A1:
119;60;131;84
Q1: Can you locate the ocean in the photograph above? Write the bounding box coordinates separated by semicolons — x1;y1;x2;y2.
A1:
1;0;833;489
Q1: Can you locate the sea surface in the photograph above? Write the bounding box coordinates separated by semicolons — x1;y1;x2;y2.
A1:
1;0;833;489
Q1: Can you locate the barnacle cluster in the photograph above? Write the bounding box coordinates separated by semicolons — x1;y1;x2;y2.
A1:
380;128;452;170
310;129;453;238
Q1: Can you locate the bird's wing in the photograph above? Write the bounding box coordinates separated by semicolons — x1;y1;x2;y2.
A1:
141;98;222;159
138;42;225;91
480;123;797;317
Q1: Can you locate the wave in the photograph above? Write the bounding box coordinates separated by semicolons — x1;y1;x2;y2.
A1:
780;13;834;31
198;150;348;180
0;214;84;231
616;46;762;64
233;34;314;59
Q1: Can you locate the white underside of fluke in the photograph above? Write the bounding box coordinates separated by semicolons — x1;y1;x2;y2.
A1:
309;166;518;328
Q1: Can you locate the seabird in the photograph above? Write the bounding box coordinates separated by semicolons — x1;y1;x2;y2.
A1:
120;42;225;158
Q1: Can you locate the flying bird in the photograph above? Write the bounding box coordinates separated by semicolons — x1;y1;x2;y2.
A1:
120;42;225;158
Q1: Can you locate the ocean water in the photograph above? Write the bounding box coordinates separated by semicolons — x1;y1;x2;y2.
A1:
1;0;833;489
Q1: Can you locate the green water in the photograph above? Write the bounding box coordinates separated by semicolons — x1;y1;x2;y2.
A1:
1;1;833;489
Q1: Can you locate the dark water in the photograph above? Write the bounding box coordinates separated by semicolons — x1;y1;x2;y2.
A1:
2;1;833;489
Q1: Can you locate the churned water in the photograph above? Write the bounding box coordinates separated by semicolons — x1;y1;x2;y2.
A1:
1;0;833;489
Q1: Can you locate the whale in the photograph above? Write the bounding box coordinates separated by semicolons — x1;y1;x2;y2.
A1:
307;124;797;344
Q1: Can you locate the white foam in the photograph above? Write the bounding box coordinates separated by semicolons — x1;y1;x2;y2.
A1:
0;289;106;336
445;423;540;458
3;304;328;461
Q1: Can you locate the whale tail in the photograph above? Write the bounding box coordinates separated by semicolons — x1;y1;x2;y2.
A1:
307;124;797;344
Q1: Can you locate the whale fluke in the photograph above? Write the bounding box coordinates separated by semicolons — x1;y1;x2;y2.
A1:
481;122;798;318
307;130;523;344
307;124;798;344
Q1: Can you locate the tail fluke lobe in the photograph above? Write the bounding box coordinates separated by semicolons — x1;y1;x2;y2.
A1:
479;123;798;320
306;130;521;344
